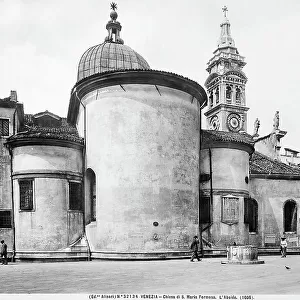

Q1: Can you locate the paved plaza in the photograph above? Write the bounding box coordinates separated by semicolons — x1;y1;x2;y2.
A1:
0;255;300;295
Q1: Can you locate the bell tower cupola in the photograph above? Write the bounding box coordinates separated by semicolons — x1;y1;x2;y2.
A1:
204;6;249;133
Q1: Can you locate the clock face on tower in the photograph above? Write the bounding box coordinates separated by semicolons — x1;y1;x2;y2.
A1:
210;115;220;131
227;113;242;132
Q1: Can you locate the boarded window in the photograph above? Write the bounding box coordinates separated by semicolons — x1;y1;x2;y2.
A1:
222;195;239;224
244;198;258;232
0;211;12;228
199;196;210;223
19;180;33;210
0;119;9;136
69;182;83;211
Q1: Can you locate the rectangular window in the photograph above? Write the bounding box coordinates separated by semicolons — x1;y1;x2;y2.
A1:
0;119;9;136
244;198;258;233
0;211;12;228
19;179;34;210
69;182;83;211
199;196;211;223
222;195;239;224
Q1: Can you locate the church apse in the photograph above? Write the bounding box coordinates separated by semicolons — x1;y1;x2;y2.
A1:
67;4;207;259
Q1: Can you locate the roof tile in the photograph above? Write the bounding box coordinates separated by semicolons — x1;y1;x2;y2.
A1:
250;151;300;175
202;130;254;146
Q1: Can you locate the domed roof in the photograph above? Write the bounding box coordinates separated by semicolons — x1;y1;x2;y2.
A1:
77;3;150;82
77;42;150;82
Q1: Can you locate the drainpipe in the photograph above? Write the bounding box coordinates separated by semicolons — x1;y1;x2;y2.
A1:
73;89;91;261
209;148;213;221
198;99;206;257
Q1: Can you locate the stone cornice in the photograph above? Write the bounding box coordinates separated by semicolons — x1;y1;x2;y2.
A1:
201;188;249;197
250;174;300;180
67;69;208;125
12;170;82;180
201;141;254;154
204;103;249;116
6;137;83;151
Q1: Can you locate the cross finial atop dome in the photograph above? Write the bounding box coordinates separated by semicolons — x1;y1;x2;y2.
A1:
111;2;117;11
105;2;124;44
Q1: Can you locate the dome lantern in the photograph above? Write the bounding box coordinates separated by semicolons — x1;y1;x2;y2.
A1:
77;2;150;82
105;2;124;44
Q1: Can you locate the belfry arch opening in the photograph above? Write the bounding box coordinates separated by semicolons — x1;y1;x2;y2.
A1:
86;168;96;223
284;200;297;233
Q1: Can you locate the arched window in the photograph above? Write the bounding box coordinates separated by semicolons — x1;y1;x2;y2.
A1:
86;168;96;222
226;86;232;103
215;88;219;104
209;92;213;107
236;87;241;105
284;200;297;233
244;198;258;233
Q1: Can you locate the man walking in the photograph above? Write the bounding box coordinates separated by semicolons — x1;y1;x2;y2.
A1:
190;235;201;262
1;240;8;265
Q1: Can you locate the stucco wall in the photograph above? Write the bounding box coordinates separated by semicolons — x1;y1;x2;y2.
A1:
0;139;12;208
12;144;83;251
201;148;250;193
254;134;277;160
250;177;300;247
13;145;82;174
200;147;250;247
0;106;20;250
0;137;13;249
209;194;247;246
82;84;200;253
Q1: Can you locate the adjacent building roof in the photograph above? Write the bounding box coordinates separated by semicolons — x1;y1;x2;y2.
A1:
284;147;299;154
0;91;24;125
250;151;300;176
8;112;83;144
202;130;254;147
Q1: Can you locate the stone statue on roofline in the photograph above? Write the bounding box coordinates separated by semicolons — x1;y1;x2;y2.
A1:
253;118;260;137
273;111;279;131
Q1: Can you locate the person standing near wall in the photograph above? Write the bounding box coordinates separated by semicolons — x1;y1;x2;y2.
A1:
280;237;287;258
190;236;201;262
0;240;8;265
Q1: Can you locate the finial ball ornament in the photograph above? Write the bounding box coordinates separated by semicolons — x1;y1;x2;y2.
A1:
110;2;118;20
110;10;118;20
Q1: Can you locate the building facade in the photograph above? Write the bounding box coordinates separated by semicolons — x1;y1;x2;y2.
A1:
0;5;299;261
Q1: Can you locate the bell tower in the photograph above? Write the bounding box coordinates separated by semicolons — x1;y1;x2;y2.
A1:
204;6;249;132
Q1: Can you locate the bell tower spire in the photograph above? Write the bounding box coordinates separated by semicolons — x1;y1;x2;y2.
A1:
218;6;235;48
204;7;249;133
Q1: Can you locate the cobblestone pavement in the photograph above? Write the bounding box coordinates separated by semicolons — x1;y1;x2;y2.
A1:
0;255;299;295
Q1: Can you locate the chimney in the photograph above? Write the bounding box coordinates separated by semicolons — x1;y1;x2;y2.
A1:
10;90;17;102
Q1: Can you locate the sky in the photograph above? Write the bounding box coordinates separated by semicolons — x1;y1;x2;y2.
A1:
0;0;300;150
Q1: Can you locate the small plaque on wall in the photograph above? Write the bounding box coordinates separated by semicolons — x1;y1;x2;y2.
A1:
222;195;239;224
264;234;276;244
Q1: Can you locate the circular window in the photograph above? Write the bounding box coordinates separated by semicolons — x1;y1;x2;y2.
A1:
153;221;159;227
